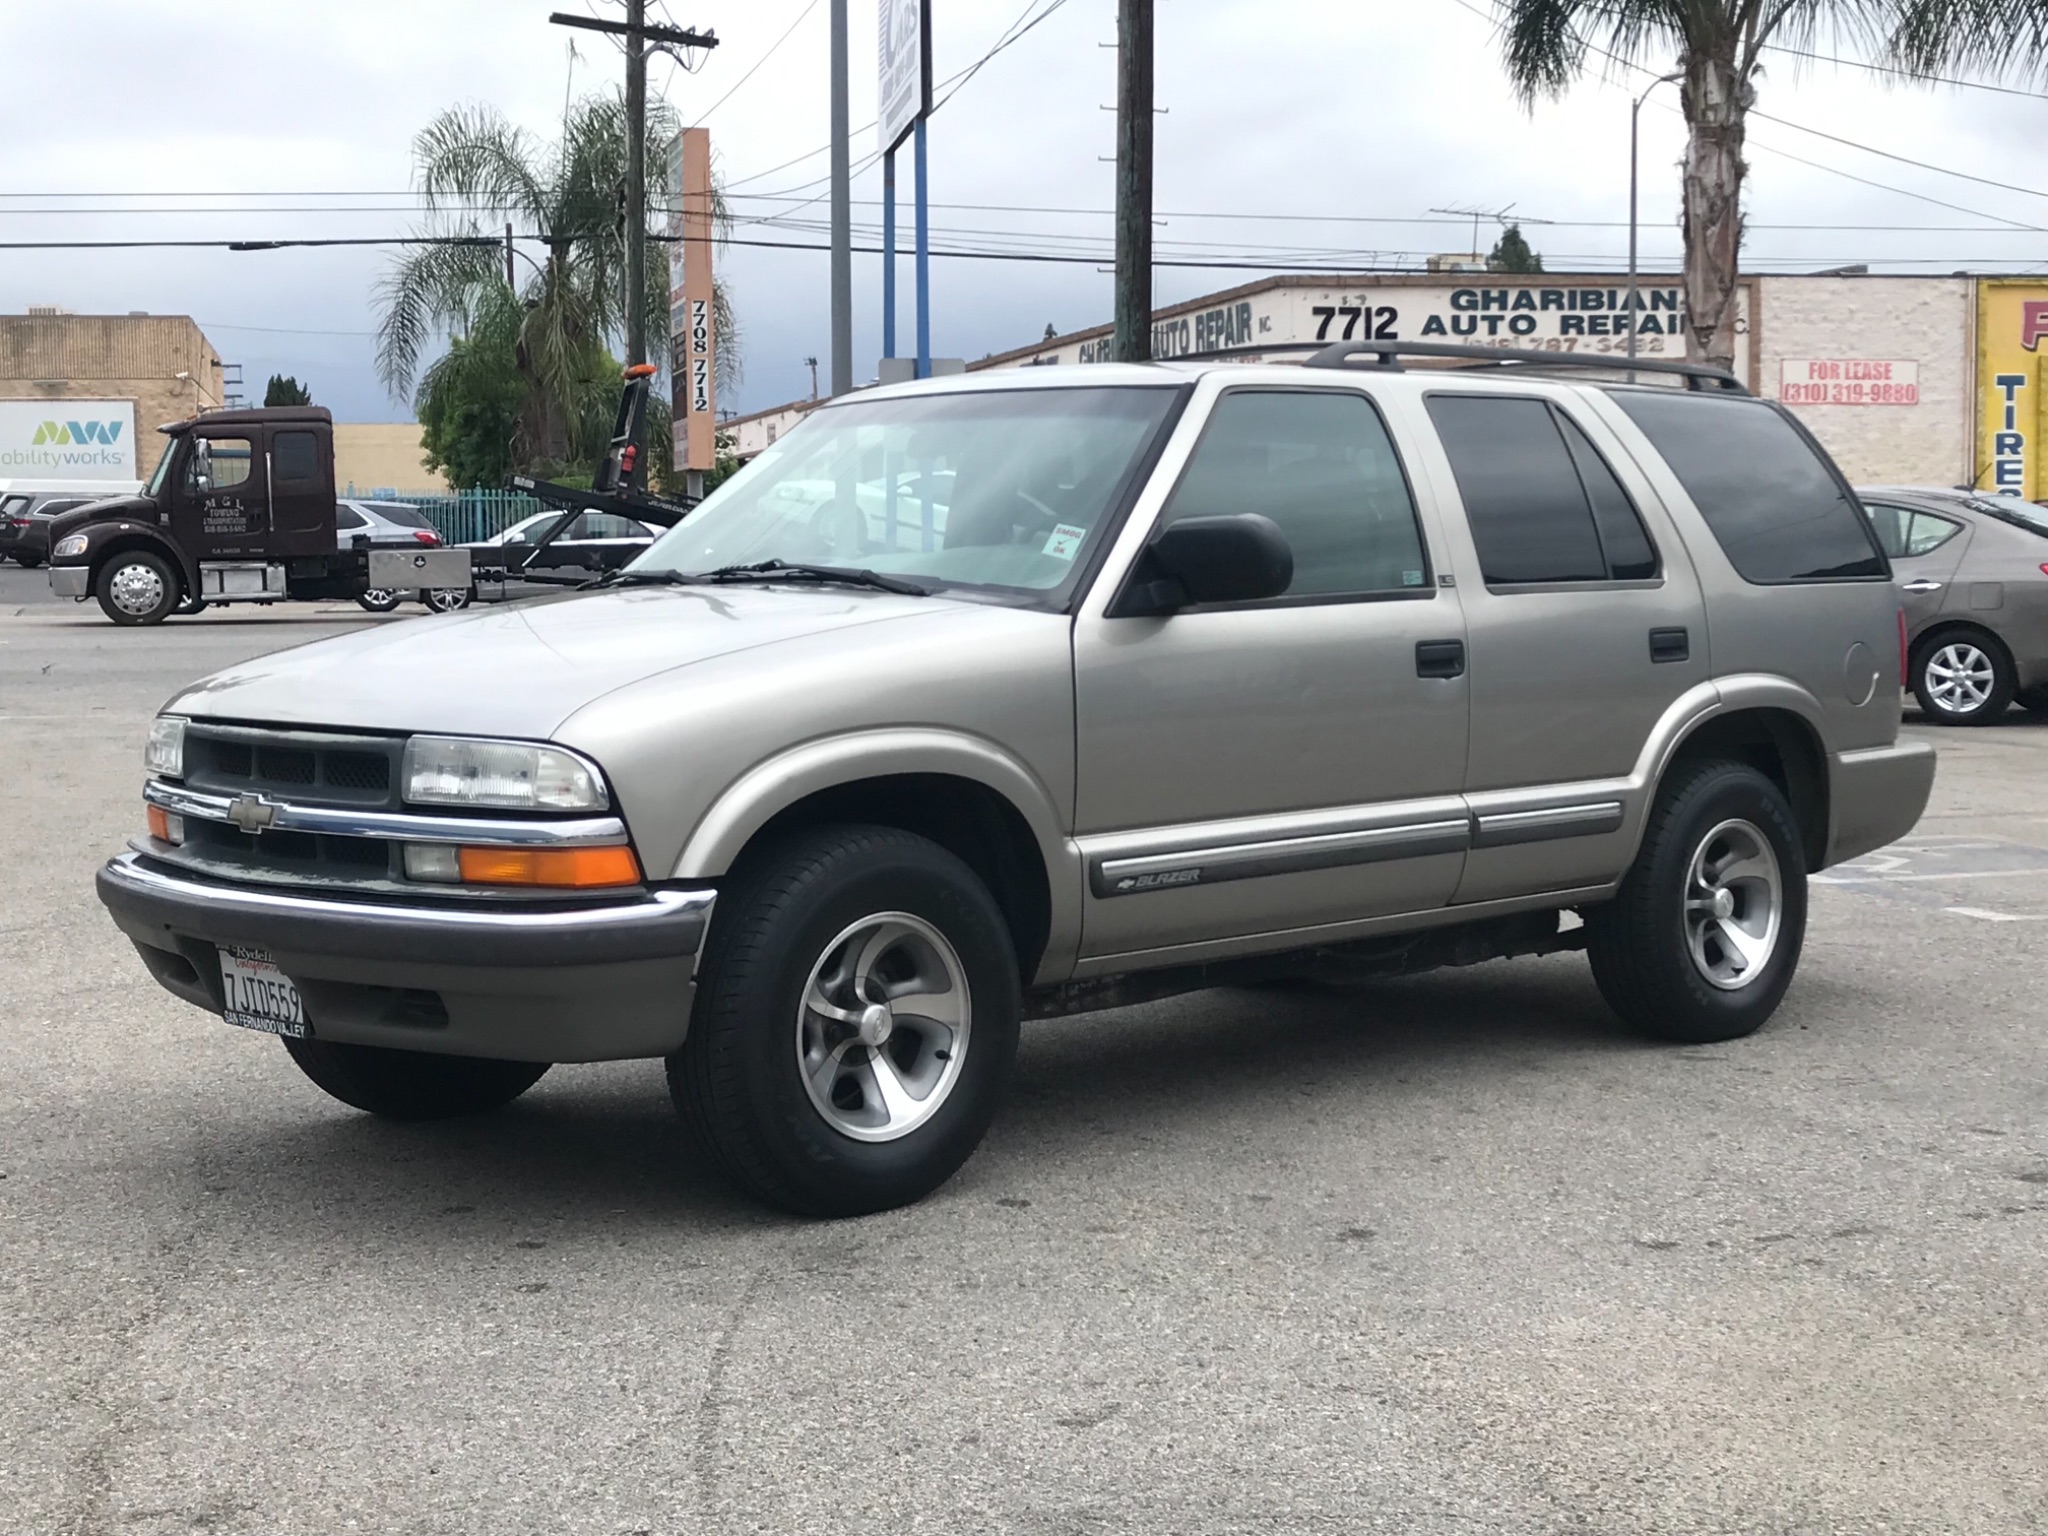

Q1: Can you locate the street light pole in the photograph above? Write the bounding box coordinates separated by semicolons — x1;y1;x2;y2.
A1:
1627;70;1685;370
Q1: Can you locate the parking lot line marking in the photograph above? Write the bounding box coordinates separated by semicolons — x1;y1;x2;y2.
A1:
1944;906;2048;922
1815;868;2048;885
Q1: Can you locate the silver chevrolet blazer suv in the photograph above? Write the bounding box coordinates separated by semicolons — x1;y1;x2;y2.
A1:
99;343;1936;1216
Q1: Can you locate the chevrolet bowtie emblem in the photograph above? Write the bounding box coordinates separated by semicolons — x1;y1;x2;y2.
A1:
226;793;280;833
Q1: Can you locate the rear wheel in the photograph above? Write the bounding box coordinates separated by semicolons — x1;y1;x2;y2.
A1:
669;824;1020;1217
14;553;43;569
357;588;403;613
422;587;472;613
1912;630;2014;725
1587;760;1807;1044
95;550;179;625
281;1037;549;1120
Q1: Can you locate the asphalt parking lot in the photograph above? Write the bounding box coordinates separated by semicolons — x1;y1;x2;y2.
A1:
4;561;2046;1536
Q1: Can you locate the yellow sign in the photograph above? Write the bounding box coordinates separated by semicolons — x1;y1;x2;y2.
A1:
1976;279;2048;501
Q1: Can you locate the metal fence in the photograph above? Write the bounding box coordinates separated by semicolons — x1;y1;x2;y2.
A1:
338;487;544;544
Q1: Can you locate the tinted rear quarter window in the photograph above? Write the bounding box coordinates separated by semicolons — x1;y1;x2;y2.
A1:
1426;395;1608;583
273;430;321;484
1614;391;1884;581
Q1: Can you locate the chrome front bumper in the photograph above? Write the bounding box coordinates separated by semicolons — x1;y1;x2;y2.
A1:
49;564;88;598
98;852;717;1063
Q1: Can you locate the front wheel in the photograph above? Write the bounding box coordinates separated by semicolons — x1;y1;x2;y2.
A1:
281;1036;549;1120
356;588;403;613
1586;760;1807;1044
421;587;472;613
669;825;1021;1216
95;550;180;625
1913;631;2014;725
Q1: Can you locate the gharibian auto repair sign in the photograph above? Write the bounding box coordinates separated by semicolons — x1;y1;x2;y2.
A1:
0;400;137;480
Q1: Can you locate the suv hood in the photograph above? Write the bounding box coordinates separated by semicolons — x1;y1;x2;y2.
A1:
166;585;974;738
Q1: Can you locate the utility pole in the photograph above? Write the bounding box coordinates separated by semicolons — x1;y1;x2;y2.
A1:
1112;0;1153;363
624;0;647;368
505;222;516;292
805;356;819;399
548;11;717;365
829;0;853;395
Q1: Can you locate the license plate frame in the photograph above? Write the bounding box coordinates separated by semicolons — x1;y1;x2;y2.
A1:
218;944;308;1038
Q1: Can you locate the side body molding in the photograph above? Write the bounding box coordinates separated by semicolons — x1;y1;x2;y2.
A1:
671;728;1084;984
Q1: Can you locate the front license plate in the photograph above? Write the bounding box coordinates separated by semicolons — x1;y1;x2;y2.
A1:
218;945;308;1037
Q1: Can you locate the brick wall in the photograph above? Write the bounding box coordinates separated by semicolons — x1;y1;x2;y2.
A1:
1756;277;1973;488
0;314;225;476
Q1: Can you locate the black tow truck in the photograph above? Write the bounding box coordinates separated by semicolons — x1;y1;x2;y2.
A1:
46;406;469;626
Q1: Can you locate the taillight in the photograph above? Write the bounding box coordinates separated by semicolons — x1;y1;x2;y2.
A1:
1898;609;1909;687
413;529;441;546
620;444;639;476
2039;563;2048;577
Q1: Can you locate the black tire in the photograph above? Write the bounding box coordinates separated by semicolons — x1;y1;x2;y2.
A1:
1911;628;2015;725
175;593;208;616
281;1036;549;1120
669;824;1021;1217
14;553;43;569
356;588;403;613
421;587;472;613
1586;759;1808;1045
95;550;180;626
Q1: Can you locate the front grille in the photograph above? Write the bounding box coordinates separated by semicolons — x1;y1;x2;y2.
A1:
185;819;397;882
184;724;403;809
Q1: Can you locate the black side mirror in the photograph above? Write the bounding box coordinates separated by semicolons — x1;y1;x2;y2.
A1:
1111;513;1294;616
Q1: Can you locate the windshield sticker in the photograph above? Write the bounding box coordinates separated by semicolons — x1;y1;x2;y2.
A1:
1043;523;1088;561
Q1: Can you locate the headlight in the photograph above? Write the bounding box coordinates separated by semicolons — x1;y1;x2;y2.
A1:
54;534;89;559
401;736;608;811
144;716;186;778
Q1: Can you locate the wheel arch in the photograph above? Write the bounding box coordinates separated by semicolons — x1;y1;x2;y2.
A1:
86;529;194;595
674;730;1079;984
1660;702;1829;873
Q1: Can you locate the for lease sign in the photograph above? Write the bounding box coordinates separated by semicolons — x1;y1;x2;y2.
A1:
1779;359;1921;406
0;399;137;479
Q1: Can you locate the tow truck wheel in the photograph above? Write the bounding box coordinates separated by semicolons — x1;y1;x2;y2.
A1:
357;588;403;613
96;551;180;626
281;1037;549;1120
422;587;472;613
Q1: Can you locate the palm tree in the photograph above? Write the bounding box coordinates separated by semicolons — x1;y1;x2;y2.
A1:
376;91;735;474
1491;0;2046;370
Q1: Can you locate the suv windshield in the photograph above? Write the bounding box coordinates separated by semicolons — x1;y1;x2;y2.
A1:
634;386;1180;599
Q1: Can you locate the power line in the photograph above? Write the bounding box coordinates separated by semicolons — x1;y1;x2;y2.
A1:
1758;42;2048;101
687;0;821;127
1749;105;2047;200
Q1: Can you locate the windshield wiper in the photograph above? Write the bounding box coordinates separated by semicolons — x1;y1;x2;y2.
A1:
688;559;930;596
582;568;696;590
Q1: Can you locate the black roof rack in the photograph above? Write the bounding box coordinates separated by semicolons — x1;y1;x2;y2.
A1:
1157;339;1747;394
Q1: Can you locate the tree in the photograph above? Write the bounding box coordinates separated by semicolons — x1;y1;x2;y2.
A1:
263;374;312;406
375;90;736;480
1488;223;1544;273
1491;0;2046;369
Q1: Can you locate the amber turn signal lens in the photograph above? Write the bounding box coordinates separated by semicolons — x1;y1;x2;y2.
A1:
456;844;642;888
145;805;184;844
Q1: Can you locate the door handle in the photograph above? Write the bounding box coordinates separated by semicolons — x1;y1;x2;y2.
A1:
1415;639;1466;679
1648;626;1690;664
1900;579;1943;594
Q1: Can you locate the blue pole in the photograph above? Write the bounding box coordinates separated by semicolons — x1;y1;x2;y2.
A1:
914;116;931;379
881;150;896;361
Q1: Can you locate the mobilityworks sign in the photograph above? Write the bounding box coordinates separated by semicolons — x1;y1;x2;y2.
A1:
0;400;137;480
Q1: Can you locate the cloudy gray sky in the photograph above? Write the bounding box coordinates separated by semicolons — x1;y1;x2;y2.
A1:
4;0;2042;430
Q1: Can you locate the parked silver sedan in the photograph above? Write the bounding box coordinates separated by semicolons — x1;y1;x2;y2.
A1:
1859;486;2048;724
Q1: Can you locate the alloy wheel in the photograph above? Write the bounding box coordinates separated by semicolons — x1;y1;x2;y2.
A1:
1925;643;1996;716
108;562;167;617
795;911;972;1143
1682;818;1783;992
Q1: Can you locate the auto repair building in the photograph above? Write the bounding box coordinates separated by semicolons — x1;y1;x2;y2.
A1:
729;271;2047;500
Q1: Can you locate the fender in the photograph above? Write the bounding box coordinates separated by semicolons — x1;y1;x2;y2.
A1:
54;518;195;595
672;727;1085;980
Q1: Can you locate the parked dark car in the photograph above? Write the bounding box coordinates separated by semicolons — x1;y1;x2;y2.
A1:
2;492;113;567
1859;485;2048;724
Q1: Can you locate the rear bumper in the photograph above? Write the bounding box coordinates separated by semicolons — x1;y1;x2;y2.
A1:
1825;738;1937;869
97;852;716;1063
49;564;88;597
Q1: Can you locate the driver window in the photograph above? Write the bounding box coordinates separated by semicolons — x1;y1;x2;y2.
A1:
188;437;254;495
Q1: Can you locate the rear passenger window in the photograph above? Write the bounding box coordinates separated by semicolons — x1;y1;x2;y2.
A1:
1427;395;1658;584
273;431;320;484
1904;513;1961;556
1614;391;1884;582
1162;390;1430;599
